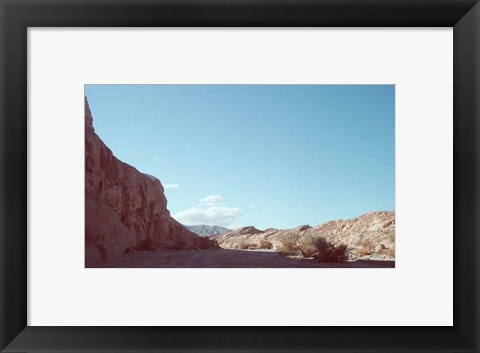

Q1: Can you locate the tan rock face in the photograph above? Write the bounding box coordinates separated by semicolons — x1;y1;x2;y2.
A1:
85;98;201;266
212;211;395;260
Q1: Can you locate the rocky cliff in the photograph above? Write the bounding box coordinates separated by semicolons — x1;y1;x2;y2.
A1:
85;98;201;267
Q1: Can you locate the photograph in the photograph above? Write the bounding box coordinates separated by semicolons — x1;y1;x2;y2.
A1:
85;84;395;268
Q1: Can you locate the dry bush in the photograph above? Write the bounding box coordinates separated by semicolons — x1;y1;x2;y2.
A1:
277;232;347;262
355;237;376;254
297;232;318;257
277;232;301;254
239;243;250;250
259;239;273;249
198;237;220;250
313;237;348;263
239;243;258;250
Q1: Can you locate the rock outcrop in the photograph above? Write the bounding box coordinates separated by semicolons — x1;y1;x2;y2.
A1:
85;98;201;267
212;211;395;260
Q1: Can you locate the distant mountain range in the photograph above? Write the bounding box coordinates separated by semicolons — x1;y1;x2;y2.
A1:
185;225;232;237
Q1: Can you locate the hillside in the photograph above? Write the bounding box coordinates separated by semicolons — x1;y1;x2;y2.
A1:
212;211;395;260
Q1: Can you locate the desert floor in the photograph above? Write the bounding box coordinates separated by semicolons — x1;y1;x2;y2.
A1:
92;249;395;268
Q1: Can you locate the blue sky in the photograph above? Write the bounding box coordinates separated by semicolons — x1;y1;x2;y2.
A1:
85;85;395;230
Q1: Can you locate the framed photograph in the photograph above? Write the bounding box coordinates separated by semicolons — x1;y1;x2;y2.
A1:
1;0;479;352
84;83;396;269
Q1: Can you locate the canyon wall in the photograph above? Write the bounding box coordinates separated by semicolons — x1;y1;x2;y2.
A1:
85;98;200;267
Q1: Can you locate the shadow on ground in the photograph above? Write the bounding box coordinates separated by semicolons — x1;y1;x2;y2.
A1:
92;248;395;268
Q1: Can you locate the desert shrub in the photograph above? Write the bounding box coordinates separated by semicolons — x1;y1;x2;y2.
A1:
277;232;301;254
277;231;320;256
355;237;376;254
236;243;259;250
313;237;348;263
297;232;318;257
198;237;220;250
277;232;347;262
259;239;273;249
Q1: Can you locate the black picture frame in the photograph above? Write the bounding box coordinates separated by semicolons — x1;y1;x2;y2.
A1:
1;0;479;352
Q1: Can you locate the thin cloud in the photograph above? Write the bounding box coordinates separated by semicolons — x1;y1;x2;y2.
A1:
164;183;180;189
199;194;222;206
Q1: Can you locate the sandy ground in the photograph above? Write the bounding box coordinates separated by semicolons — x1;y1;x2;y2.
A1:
92;249;395;268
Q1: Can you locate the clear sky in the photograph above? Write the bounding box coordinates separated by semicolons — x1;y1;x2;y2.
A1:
85;84;395;230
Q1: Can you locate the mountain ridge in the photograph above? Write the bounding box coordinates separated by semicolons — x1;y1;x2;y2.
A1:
185;224;232;236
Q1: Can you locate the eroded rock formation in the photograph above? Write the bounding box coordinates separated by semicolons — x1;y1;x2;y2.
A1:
212;211;395;260
85;98;201;266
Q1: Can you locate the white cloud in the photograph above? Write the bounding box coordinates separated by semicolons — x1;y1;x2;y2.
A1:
174;206;243;227
199;194;222;206
174;194;243;227
164;183;180;189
